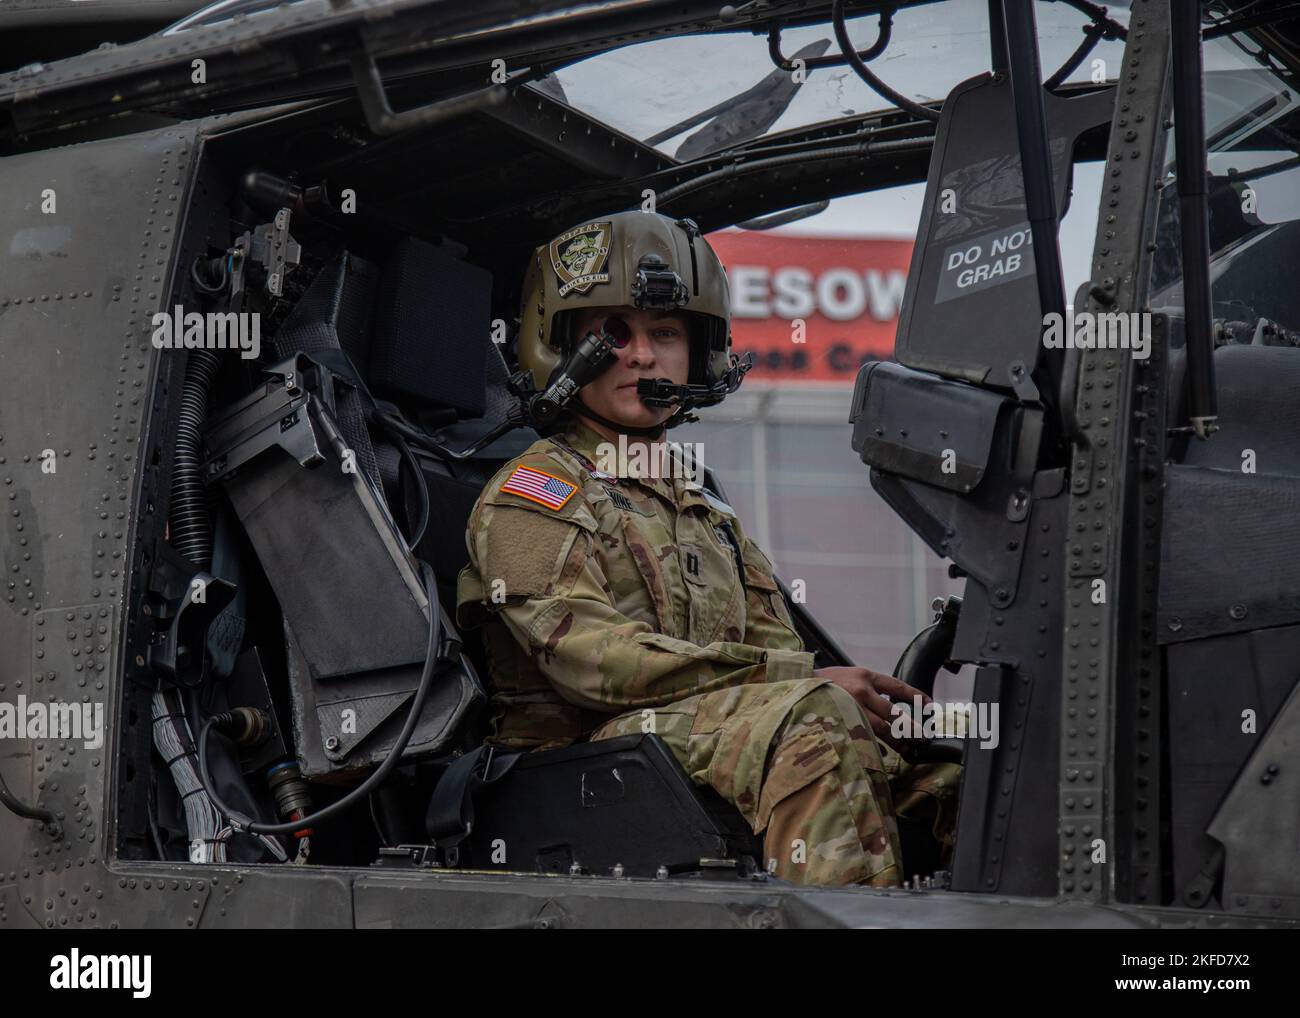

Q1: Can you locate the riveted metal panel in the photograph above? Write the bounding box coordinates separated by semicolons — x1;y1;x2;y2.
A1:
1110;313;1169;907
1058;0;1173;904
1208;679;1300;920
197;867;353;928
948;483;1066;898
350;866;1291;929
0;123;203;927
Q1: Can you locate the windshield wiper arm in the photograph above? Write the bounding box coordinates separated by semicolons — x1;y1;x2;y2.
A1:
644;39;830;157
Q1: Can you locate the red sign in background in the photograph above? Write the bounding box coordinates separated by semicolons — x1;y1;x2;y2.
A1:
706;231;913;384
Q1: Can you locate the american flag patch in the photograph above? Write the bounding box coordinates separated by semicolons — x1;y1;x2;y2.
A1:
500;465;577;510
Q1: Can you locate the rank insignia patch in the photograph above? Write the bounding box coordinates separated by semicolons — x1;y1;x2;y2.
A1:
550;221;612;297
501;465;577;510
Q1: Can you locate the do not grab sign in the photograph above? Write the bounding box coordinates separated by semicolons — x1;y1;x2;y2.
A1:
935;222;1036;304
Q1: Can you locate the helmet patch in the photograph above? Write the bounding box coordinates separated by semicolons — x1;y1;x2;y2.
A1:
550;221;612;297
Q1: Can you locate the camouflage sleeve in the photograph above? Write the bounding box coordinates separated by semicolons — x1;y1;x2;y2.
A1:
465;475;813;711
735;530;808;655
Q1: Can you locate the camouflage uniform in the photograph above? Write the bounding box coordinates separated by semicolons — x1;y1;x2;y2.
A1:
457;418;958;886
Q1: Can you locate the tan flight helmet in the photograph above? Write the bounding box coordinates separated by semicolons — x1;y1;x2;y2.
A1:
518;211;734;395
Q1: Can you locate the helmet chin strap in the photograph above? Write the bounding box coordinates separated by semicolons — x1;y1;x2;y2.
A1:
567;397;673;439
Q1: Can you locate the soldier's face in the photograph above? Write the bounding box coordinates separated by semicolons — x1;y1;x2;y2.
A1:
572;306;691;430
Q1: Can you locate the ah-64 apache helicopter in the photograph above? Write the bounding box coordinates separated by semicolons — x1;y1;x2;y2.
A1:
0;0;1298;929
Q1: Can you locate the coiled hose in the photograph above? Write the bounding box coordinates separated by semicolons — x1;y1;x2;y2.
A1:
168;348;221;568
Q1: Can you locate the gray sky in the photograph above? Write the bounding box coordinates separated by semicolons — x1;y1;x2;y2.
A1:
553;0;1134;298
556;2;1134;152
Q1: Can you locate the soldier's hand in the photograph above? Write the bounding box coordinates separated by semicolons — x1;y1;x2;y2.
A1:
812;666;930;751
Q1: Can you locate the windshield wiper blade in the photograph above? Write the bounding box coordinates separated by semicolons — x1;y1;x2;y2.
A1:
644;38;830;159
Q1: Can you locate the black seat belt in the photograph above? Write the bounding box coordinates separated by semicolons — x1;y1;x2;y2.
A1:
425;743;522;848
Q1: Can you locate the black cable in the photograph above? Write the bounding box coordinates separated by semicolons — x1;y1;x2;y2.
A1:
831;0;942;123
0;767;59;833
357;406;431;545
1043;0;1130;92
190;255;229;296
146;774;168;861
375;409;441;454
1054;0;1128;38
387;425;430;550
764;8;892;74
196;560;443;836
374;406;527;464
368;791;392;848
1044;20;1107;91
